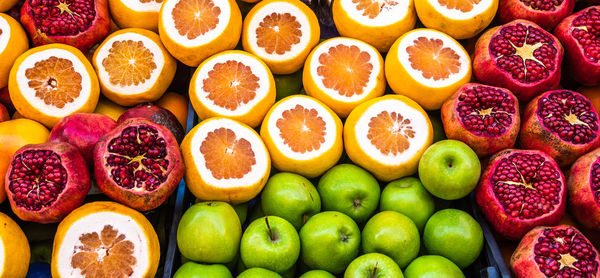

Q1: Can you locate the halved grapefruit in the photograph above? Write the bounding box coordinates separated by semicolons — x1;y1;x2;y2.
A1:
8;44;100;127
159;0;242;66
344;95;433;181
415;0;498;39
189;50;276;128
242;0;320;75
385;28;471;110
51;201;159;278
181;117;271;204
109;0;163;31
0;13;28;89
332;0;416;52
93;28;177;106
0;212;29;277
303;37;385;118
260;95;343;178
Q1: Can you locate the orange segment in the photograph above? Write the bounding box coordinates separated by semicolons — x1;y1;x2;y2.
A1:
277;104;327;153
415;0;498;39
317;44;372;97
406;37;461;81
102;40;157;87
256;13;302;55
200;127;256;180
367;111;416;155
203;60;259;110
172;0;221;40
353;0;399;18
439;0;482;12
25;56;83;109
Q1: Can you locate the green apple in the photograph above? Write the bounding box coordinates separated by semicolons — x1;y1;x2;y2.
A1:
318;164;380;223
344;253;404;278
380;177;435;231
177;201;242;263
428;111;446;143
418;140;480;200
362;211;420;268
240;216;300;273
248;202;265;223
261;173;321;229
404;255;465;278
299;211;360;274
299;270;336;278
234;203;249;225
237;268;282;278
174;262;233;278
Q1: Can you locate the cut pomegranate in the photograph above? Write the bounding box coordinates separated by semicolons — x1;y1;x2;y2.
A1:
498;0;574;30
476;149;566;239
117;103;185;144
567;148;600;231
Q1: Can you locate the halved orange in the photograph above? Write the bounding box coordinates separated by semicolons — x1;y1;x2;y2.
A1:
344;95;433;181
0;13;28;89
303;37;385;118
181;117;271;204
51;201;160;278
260;95;343;178
189;50;276;128
0;212;29;277
159;0;242;66
8;44;100;127
385;28;471;110
332;0;416;52
242;0;320;75
109;0;163;32
93;28;177;106
415;0;498;39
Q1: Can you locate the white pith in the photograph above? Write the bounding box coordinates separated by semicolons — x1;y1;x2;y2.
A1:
246;1;312;61
95;32;165;95
160;0;232;47
266;96;338;160
0;16;10;55
428;0;494;20
308;38;381;102
0;237;5;273
354;98;430;165
189;118;270;188
55;212;150;277
192;52;271;115
15;48;92;117
339;0;410;27
397;29;470;88
120;0;162;12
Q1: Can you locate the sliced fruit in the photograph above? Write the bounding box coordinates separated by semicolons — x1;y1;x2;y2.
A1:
0;212;30;277
8;43;100;127
156;91;189;128
260;95;343;178
242;0;320;74
190;50;276;128
0;13;28;89
159;0;242;66
109;0;163;31
51;201;160;277
415;0;498;39
93;28;177;106
332;0;416;52
181;117;271;204
94;97;127;121
385;28;471;110
344;94;433;181
303;37;385;118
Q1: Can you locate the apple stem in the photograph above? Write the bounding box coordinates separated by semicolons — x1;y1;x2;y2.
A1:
371;262;378;278
302;214;308;225
265;217;275;241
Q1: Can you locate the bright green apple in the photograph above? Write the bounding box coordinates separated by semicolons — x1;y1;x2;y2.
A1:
344;253;404;278
237;267;282;278
404;255;465;278
173;262;233;278
318;164;380;223
418;140;480;200
299;270;336;278
261;173;321;229
299;211;361;274
362;211;420;268
234;203;249;225
380;177;436;231
177;201;242;263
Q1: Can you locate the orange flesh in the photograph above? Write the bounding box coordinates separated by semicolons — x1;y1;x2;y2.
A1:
139;0;163;3
438;0;481;12
367;111;416;155
352;0;398;18
70;225;137;278
406;37;461;81
202;60;259;110
316;44;373;97
200;127;256;179
25;56;82;109
256;13;302;55
102;40;157;87
276;104;326;153
172;0;221;40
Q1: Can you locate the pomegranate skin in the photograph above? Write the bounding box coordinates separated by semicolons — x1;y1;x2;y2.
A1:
567;148;600;230
118;103;185;143
20;0;111;51
554;6;600;86
519;90;600;167
5;142;91;223
510;225;600;277
49;113;117;162
497;0;574;30
473;20;563;102
93;118;184;211
476;149;566;240
441;83;520;157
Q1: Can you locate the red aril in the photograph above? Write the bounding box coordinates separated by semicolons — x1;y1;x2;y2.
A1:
498;0;574;30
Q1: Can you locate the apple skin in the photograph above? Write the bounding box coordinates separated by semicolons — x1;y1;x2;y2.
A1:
418;140;481;200
261;173;321;229
240;216;300;273
380;177;435;231
177;201;242;263
237;267;283;278
299;211;361;274
298;270;336;278
362;211;420;268
318;164;380;223
233;203;249;225
344;253;404;278
173;262;233;278
404;255;465;278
